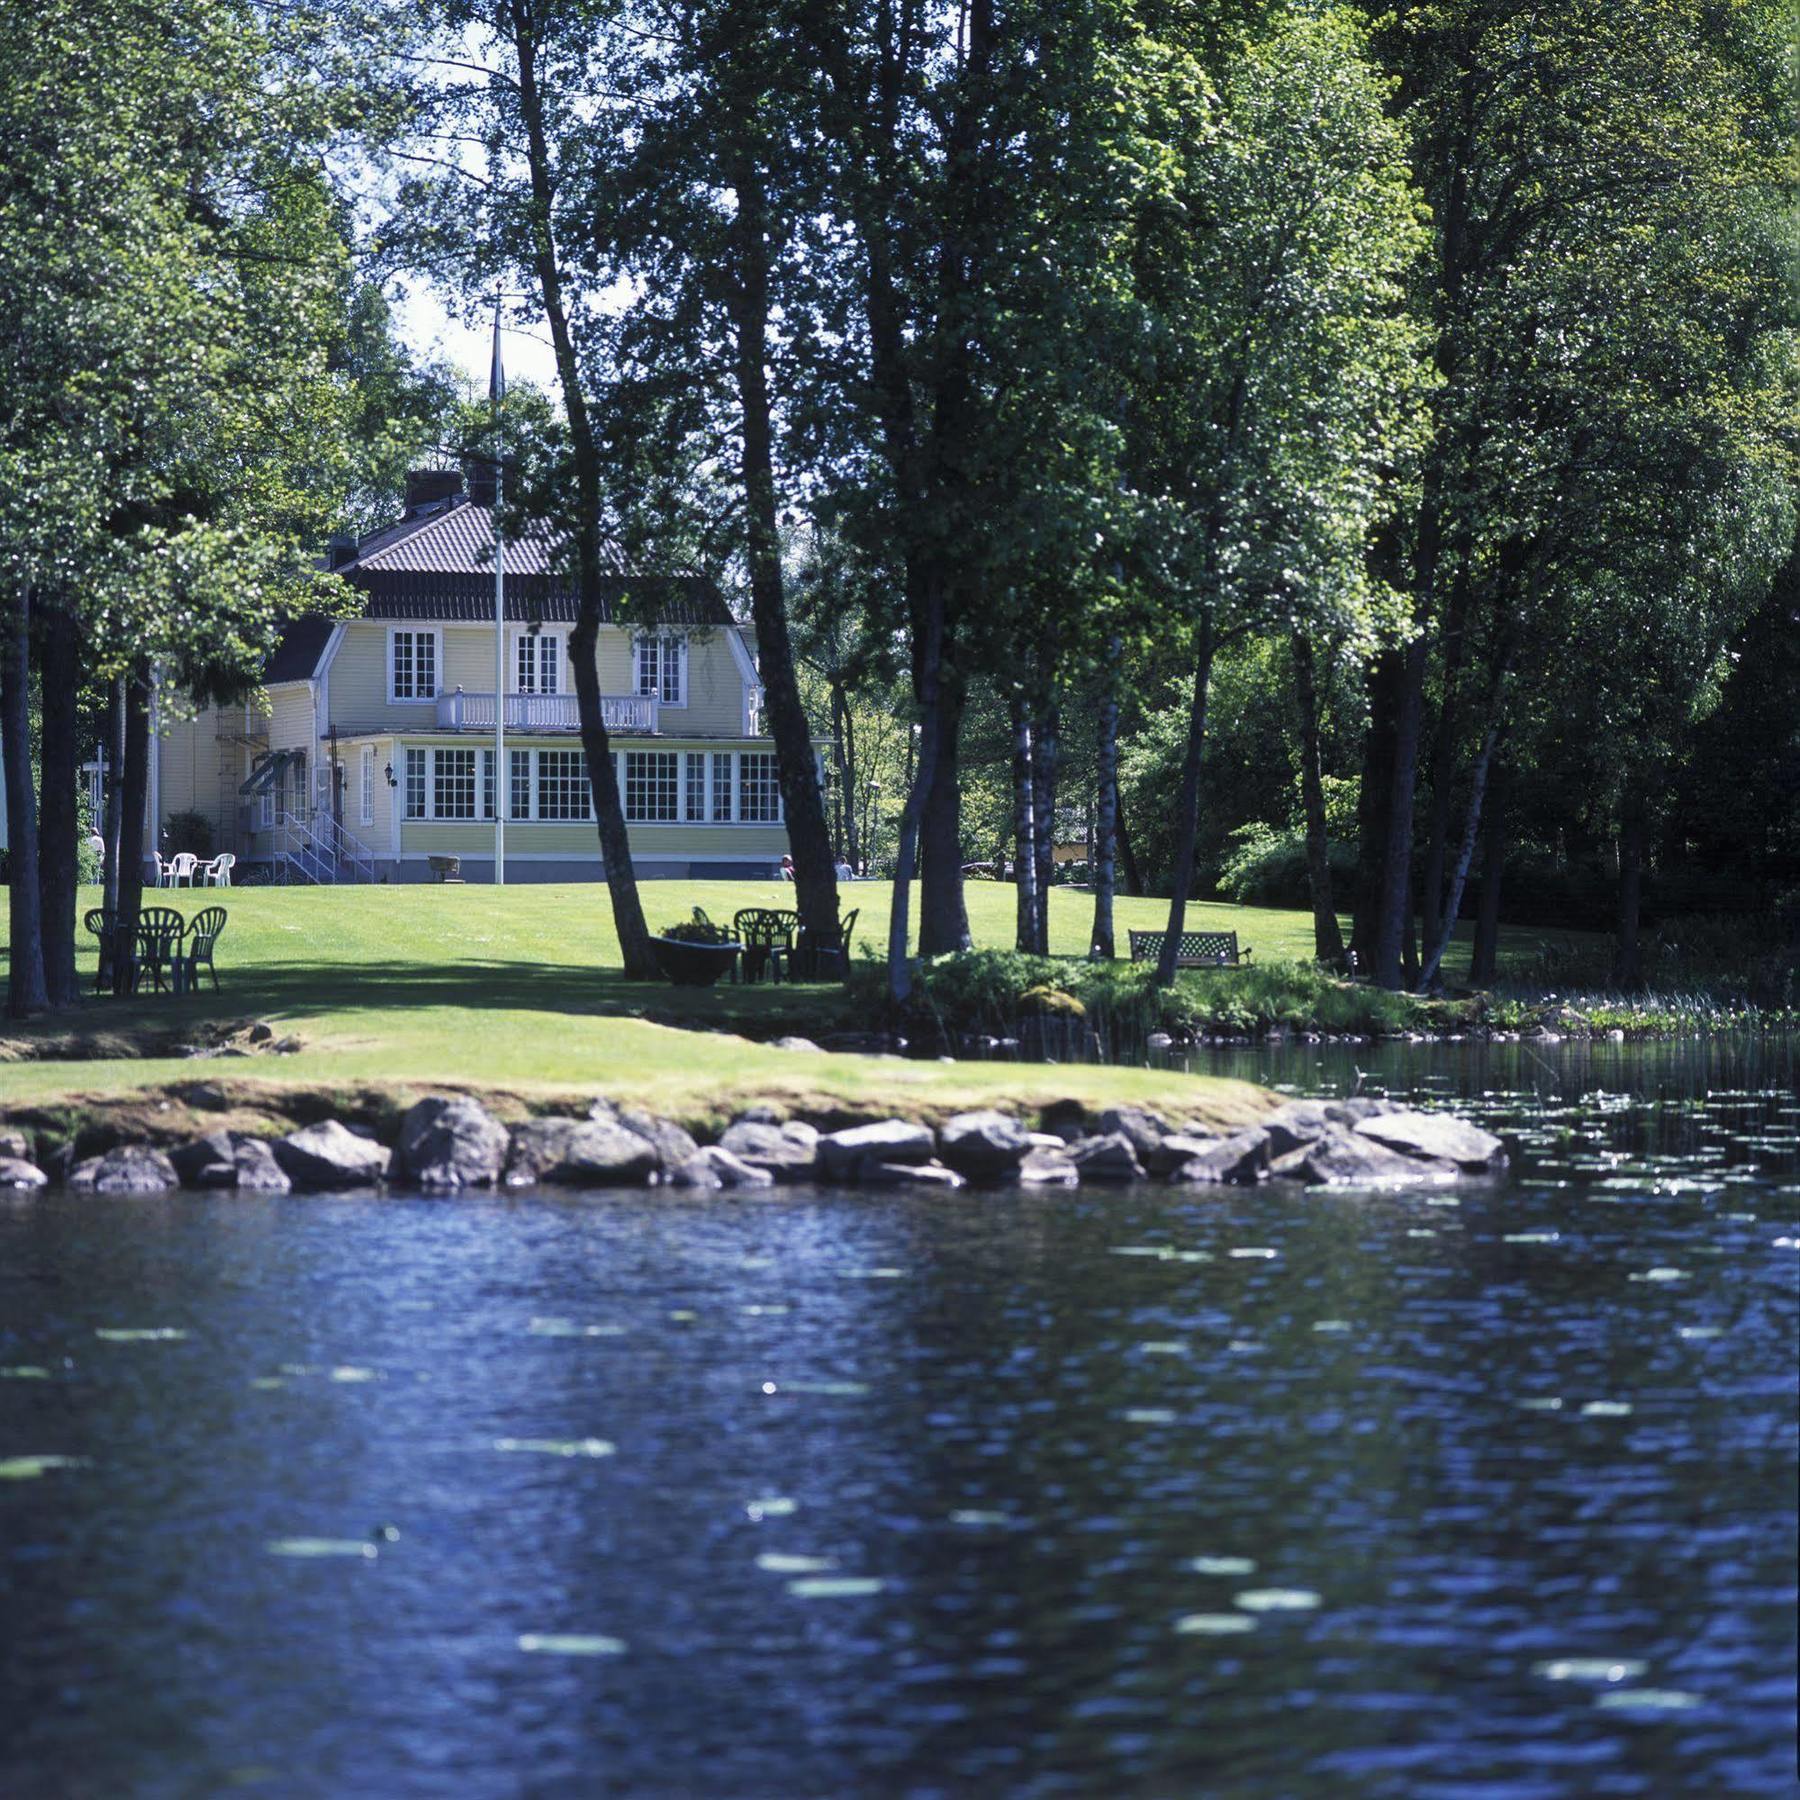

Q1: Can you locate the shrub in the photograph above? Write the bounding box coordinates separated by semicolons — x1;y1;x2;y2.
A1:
1217;821;1355;909
161;809;214;858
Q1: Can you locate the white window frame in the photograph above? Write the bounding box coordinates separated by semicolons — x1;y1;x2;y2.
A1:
359;747;375;826
535;748;593;821
737;750;782;824
514;629;561;695
635;633;687;708
403;745;497;821
389;627;442;703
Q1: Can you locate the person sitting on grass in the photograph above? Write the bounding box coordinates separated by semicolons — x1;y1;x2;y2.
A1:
780;854;796;881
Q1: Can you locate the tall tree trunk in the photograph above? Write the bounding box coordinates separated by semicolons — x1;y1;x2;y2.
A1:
112;671;150;996
100;674;123;989
887;587;946;1002
1290;627;1344;964
36;599;80;1008
1612;781;1647;988
1116;800;1143;897
509;0;653;977
1090;638;1120;957
1010;695;1037;951
831;681;859;867
1030;697;1058;955
727;143;840;947
1418;713;1504;991
1468;756;1505;985
1155;622;1215;987
1351;644;1401;972
1374;621;1429;989
917;670;970;954
1418;563;1472;957
3;585;48;1017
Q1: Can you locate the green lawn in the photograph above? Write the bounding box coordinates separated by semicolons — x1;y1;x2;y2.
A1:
0;879;1591;1128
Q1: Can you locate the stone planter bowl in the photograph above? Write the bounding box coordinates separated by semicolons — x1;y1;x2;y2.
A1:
650;936;743;988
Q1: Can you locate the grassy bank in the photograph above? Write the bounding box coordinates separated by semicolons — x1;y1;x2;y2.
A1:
0;881;1308;1133
5;880;1752;1141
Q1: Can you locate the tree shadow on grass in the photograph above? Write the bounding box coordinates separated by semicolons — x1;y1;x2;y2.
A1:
0;951;855;1049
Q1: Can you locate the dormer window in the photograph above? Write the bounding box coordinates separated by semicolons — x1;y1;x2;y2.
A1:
634;633;687;707
516;630;560;694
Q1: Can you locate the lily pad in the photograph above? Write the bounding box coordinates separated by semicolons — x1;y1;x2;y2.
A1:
1121;1408;1177;1425
786;1575;885;1598
517;1633;625;1656
774;1380;869;1397
1503;1231;1560;1245
1139;1341;1190;1356
266;1537;376;1559
1311;1320;1352;1334
529;1318;626;1338
745;1496;797;1520
1594;1688;1700;1713
1517;1397;1564;1412
949;1510;1011;1527
1187;1555;1256;1575
329;1367;377;1383
1234;1588;1321;1613
1175;1612;1256;1635
492;1437;615;1458
1580;1401;1633;1417
755;1552;836;1574
1532;1658;1648;1682
0;1366;52;1380
95;1328;187;1342
0;1454;86;1480
1229;1247;1279;1260
1676;1327;1723;1341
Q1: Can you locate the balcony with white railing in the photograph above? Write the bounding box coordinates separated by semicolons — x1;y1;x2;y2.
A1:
433;690;659;734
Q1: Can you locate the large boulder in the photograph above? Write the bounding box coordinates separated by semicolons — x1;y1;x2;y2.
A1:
717;1117;820;1181
591;1101;700;1176
504;1116;659;1187
1097;1107;1173;1165
1355;1110;1506;1172
66;1144;180;1195
0;1128;32;1161
271;1120;391;1191
1283;1126;1453;1186
1018;1148;1080;1187
1067;1131;1144;1183
815;1120;936;1181
0;1156;48;1192
1145;1132;1223;1177
171;1131;291;1192
504;1118;580;1188
938;1110;1031;1179
398;1096;509;1192
1171;1127;1270;1186
674;1145;776;1190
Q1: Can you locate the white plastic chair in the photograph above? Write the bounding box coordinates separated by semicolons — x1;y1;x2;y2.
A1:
205;853;235;888
166;852;199;887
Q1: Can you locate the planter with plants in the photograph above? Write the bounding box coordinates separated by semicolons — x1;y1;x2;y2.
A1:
649;916;743;987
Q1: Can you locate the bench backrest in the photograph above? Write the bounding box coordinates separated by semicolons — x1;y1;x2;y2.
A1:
1128;928;1240;963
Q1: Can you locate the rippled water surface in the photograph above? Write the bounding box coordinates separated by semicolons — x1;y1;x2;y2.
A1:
2;1038;1796;1797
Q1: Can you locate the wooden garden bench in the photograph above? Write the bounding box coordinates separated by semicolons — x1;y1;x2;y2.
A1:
1127;929;1252;968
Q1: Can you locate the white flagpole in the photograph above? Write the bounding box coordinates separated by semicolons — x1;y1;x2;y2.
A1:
491;300;506;886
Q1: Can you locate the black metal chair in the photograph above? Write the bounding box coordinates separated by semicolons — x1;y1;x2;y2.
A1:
184;906;227;992
135;907;189;994
732;908;799;984
84;907;126;994
779;907;861;982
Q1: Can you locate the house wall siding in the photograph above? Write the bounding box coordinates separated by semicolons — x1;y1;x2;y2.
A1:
324;621;750;737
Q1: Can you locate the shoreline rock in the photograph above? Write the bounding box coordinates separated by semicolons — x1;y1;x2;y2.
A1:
4;1091;1507;1199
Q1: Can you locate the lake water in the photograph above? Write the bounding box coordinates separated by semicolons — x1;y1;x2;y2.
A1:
1;1038;1795;1797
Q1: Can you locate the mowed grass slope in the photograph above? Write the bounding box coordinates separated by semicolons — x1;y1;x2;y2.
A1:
0;880;1588;1123
0;881;1284;1124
